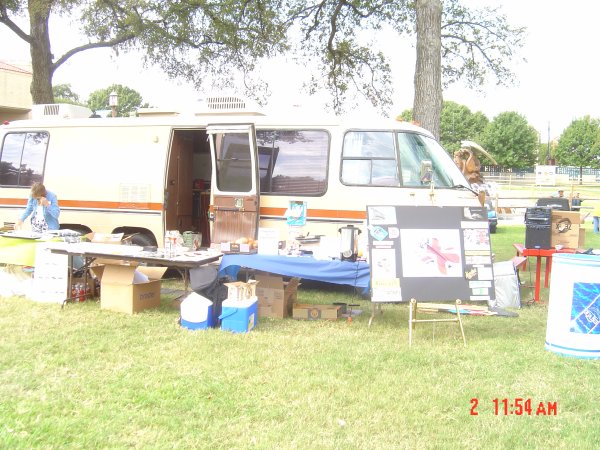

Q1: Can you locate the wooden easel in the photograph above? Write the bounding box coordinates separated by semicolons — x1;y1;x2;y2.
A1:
408;298;466;347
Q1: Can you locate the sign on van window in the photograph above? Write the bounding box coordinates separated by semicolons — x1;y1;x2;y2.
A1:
0;132;48;186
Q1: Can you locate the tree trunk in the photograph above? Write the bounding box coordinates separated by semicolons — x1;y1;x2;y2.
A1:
413;0;442;140
29;1;54;104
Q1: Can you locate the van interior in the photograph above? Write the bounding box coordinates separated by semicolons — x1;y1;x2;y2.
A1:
166;129;212;246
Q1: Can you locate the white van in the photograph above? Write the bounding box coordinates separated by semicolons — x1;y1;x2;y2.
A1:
0;97;478;252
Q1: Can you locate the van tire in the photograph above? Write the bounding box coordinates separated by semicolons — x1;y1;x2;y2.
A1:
129;233;156;247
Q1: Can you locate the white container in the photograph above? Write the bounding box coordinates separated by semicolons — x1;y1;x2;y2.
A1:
180;292;213;329
545;253;600;359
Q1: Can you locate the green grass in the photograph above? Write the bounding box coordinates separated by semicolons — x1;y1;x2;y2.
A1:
1;228;600;449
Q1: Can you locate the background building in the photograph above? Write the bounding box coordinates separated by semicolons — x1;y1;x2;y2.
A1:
0;61;32;122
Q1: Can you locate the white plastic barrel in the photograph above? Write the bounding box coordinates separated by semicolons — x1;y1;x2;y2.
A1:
545;253;600;359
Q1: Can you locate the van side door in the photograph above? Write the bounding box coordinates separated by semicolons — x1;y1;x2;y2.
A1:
207;124;259;244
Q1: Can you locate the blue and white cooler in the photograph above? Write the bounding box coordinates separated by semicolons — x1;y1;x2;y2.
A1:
546;253;600;359
219;297;258;333
180;292;214;330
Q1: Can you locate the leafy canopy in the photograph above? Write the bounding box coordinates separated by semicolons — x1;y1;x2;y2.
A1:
481;111;538;169
87;84;148;117
440;0;526;90
554;116;600;168
2;0;524;127
439;101;488;155
52;83;83;105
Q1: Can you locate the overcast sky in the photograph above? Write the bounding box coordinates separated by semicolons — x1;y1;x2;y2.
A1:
2;0;598;141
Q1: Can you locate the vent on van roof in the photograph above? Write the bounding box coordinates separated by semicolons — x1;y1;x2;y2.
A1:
137;95;264;117
205;96;248;110
191;95;264;116
31;104;93;119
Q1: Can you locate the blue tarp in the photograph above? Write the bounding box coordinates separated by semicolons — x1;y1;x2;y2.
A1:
218;253;370;290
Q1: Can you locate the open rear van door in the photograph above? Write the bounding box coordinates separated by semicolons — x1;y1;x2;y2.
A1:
207;124;259;244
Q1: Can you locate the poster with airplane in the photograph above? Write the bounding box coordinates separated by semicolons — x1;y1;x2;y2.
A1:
367;205;495;303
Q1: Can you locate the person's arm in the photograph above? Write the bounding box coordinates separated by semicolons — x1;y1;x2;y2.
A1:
43;191;60;220
18;197;35;223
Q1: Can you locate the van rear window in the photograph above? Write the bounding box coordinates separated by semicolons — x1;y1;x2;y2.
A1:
256;130;329;195
0;132;49;186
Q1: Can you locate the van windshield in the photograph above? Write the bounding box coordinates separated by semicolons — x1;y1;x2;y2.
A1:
397;133;466;188
341;130;467;188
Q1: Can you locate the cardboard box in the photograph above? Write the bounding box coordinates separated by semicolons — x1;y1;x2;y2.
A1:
100;264;167;314
579;228;586;248
293;303;341;321
224;280;258;301
550;211;582;248
255;274;299;318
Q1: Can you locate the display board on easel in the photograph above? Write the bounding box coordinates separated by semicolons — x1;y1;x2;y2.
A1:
367;205;495;303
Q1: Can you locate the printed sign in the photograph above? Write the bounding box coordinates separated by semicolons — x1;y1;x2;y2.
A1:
367;205;495;303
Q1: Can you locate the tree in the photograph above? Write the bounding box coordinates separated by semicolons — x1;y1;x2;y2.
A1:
439;101;489;156
481;112;538;169
554;117;600;180
52;83;82;104
411;0;525;139
87;84;147;117
399;101;489;156
2;0;524;126
0;1;288;104
413;0;443;139
282;1;411;113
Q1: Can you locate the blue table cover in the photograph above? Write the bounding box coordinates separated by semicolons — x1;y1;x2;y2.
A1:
218;253;370;289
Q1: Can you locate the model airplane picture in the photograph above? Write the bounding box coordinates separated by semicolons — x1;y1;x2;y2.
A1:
421;237;461;275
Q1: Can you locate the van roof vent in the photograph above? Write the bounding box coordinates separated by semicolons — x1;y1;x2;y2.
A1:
192;95;263;115
205;96;248;110
137;95;265;118
32;103;93;119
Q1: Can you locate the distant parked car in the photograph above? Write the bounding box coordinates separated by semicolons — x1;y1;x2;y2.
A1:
485;198;498;233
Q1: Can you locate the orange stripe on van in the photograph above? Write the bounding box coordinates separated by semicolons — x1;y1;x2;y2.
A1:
260;206;366;220
0;198;27;206
59;200;163;210
0;198;163;211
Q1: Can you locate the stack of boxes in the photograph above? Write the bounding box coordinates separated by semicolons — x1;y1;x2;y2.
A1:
255;274;299;319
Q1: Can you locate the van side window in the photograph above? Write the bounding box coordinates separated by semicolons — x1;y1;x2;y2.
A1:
213;132;253;192
256;130;329;195
341;131;399;186
0;132;48;186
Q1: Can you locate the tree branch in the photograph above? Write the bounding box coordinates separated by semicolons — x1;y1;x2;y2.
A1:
52;34;136;71
0;5;32;44
441;34;496;68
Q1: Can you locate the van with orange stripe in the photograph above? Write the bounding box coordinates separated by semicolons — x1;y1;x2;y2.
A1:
0;97;479;252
